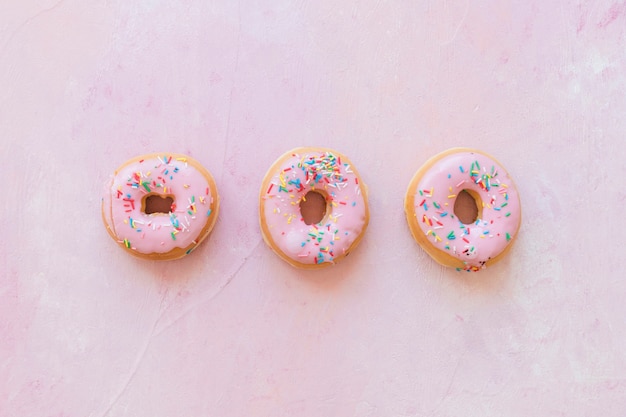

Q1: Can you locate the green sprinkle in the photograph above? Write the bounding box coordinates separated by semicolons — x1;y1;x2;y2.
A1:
505;212;511;217
506;232;511;241
171;232;176;241
447;231;456;240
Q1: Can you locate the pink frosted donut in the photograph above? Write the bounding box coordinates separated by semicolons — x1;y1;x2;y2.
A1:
259;147;370;268
405;148;521;272
102;153;220;260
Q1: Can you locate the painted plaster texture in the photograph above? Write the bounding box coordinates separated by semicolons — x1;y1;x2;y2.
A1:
1;1;625;416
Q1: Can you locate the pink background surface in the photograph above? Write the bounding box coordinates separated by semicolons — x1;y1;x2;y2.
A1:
2;1;626;416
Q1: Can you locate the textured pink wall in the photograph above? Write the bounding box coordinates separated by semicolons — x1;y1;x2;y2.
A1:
1;1;625;416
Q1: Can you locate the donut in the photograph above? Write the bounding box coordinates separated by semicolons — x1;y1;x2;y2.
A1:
404;148;521;272
259;147;369;268
102;153;219;260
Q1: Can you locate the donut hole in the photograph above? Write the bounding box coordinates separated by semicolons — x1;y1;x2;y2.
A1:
454;189;482;224
143;193;175;215
300;190;328;225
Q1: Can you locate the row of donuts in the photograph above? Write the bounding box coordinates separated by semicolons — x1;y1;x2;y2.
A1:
102;147;521;272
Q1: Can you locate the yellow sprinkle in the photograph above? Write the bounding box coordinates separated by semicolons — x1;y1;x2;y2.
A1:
448;194;456;199
435;235;442;242
449;186;453;193
426;230;432;236
176;157;187;162
184;184;190;188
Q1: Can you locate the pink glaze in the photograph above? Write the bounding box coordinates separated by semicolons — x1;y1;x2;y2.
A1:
261;150;368;266
103;155;216;255
411;150;521;271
